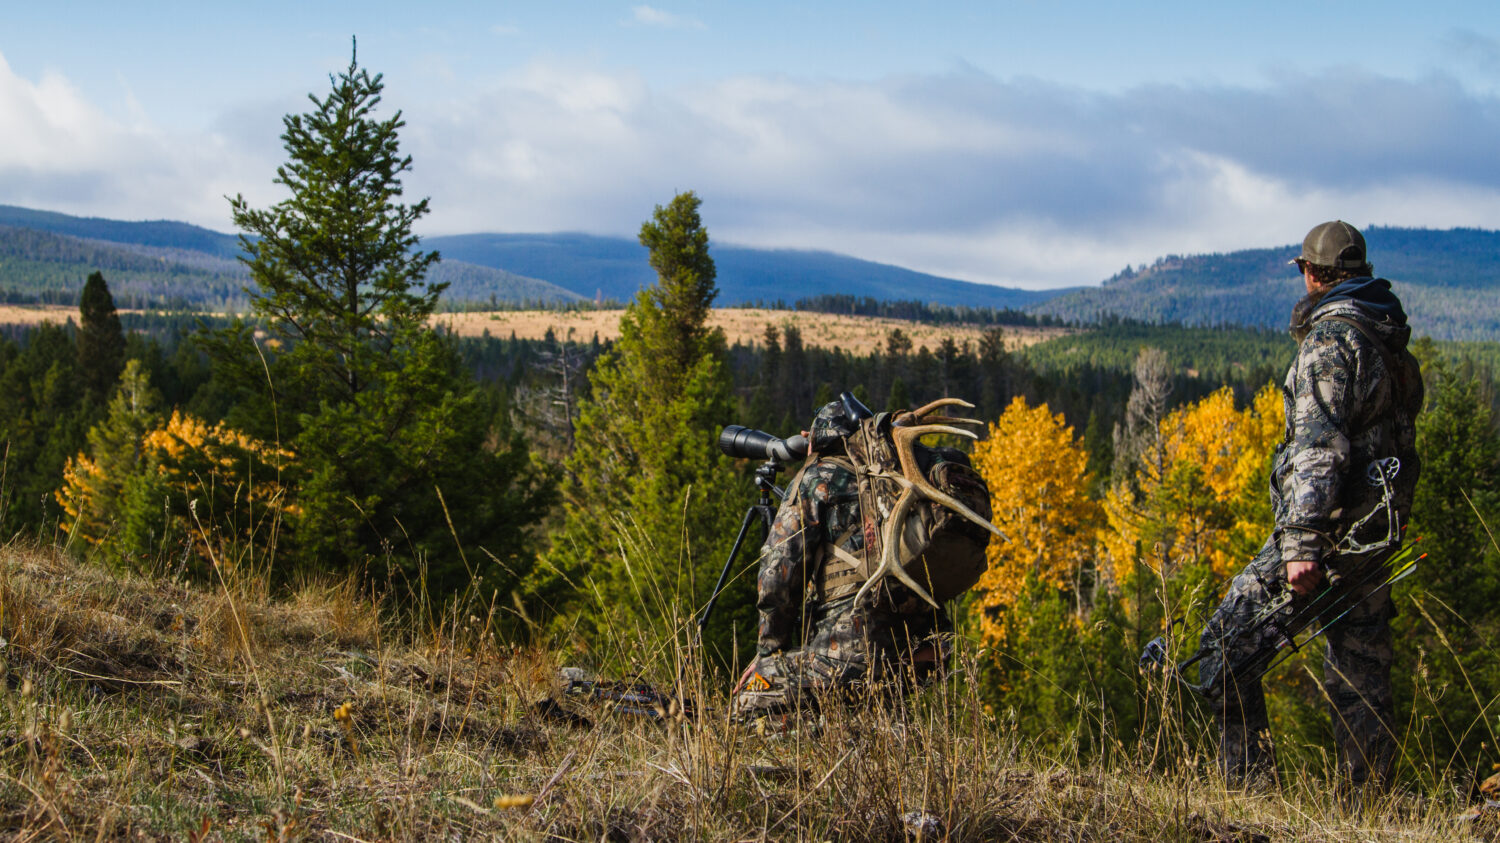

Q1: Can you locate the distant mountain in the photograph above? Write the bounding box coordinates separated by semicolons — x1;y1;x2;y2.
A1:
0;205;1058;311
424;233;1065;310
1031;226;1500;341
0;208;580;308
0;224;248;308
6;205;1498;340
0;204;243;259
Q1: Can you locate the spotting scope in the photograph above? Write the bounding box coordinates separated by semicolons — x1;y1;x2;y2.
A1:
718;426;809;463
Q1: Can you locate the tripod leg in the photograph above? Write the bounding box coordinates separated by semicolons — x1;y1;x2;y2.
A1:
697;504;770;637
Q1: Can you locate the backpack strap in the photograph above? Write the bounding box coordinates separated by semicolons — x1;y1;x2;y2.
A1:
819;527;871;601
809;455;873;602
1315;314;1411;412
1317;315;1396;377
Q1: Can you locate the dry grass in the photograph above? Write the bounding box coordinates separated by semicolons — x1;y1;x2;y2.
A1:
0;543;1482;840
0;305;166;327
435;309;1068;354
0;305;1067;357
0;305;79;327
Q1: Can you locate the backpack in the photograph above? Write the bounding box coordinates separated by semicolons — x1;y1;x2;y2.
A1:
815;406;997;608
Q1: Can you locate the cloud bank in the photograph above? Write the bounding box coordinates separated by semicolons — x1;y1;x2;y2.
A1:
5;48;1500;289
629;6;706;30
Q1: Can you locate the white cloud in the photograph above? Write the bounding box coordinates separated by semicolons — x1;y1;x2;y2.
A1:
7;48;1500;289
414;61;1500;286
0;50;279;229
630;5;705;30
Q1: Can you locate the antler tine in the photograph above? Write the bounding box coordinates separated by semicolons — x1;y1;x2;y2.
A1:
911;398;975;418
896;398;980;427
897;423;979;443
892;425;1006;539
851;413;1011;611
918;415;986;428
852;486;941;610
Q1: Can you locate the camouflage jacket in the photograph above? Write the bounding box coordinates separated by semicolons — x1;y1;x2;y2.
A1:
755;458;941;655
1273;278;1424;566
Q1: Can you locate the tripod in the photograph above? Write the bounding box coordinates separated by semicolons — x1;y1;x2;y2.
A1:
697;457;789;636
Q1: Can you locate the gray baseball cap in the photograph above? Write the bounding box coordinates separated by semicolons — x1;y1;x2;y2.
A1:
1292;220;1368;269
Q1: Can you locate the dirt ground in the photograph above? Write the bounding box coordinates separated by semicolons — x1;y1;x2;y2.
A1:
0;304;1065;353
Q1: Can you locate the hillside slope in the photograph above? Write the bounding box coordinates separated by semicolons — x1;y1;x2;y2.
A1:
425;232;1066;309
0;204;242;258
0;206;1061;310
1031;226;1500;341
0;545;1469;839
0;223;580;308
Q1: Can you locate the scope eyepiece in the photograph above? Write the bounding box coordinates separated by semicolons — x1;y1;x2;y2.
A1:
718;425;809;463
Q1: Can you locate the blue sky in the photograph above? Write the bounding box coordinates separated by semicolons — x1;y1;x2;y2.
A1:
5;2;1500;288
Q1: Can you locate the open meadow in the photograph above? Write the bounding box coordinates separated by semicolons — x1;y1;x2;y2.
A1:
0;304;1065;355
435;308;1066;353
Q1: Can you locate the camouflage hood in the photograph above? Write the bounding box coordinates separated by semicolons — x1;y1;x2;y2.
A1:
1310;277;1412;352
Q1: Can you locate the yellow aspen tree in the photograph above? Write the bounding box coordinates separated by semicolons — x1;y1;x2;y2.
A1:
1159;388;1242;574
60;404;295;567
970;395;1101;645
1100;384;1282;582
141;411;297;561
1228;383;1283;560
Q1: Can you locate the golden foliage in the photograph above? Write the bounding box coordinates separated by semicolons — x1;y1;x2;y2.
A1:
59;409;297;563
57;454;104;542
144;411;295;503
970;396;1101;645
1100;384;1282;581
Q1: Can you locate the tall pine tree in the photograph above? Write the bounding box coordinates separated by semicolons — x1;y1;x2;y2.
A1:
537;192;750;662
77;271;125;402
205;46;552;595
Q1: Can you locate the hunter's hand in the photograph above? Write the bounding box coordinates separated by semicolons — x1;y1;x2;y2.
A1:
1286;560;1322;596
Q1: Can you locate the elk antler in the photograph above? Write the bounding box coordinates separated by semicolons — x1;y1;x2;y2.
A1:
851;423;1006;610
891;425;1003;538
896;398;984;429
857;474;938;608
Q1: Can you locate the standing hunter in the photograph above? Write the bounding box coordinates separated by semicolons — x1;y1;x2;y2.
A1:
1198;220;1423;789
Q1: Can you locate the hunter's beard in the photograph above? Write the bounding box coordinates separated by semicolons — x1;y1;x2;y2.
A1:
1289;286;1333;343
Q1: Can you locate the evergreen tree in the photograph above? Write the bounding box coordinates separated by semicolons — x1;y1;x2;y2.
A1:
537;192;748;661
216;46;442;428
57;360;161;558
0;324;93;533
1082;409;1112;495
1393;354;1500;776
77;271;125;401
205;47;552;594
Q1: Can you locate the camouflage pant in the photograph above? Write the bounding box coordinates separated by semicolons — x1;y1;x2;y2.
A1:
1196;537;1396;787
732;597;947;717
